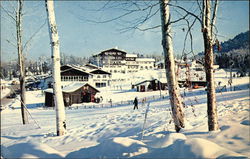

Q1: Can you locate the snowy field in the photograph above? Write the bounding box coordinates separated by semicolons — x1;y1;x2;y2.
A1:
1;69;249;158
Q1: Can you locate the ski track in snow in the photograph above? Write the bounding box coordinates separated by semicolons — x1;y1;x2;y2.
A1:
1;70;250;158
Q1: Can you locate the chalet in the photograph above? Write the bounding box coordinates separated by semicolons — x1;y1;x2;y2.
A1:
133;79;168;92
60;65;91;83
60;65;111;88
44;83;100;107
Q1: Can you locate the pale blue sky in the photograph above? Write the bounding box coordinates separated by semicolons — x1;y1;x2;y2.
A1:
1;1;249;62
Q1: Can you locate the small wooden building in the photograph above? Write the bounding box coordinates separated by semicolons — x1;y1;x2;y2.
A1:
133;79;168;92
44;83;100;107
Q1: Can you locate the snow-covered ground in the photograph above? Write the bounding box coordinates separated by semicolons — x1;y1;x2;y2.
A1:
0;80;11;99
1;69;249;158
0;88;10;99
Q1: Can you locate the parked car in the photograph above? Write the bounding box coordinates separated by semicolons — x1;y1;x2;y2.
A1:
7;93;17;98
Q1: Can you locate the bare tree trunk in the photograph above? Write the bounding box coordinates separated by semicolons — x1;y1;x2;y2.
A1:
45;0;66;136
202;0;219;131
159;0;185;132
16;0;28;124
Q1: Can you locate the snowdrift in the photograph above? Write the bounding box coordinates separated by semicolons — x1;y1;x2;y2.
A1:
1;141;65;158
66;134;246;158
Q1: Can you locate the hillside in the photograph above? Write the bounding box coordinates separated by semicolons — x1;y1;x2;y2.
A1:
217;30;249;53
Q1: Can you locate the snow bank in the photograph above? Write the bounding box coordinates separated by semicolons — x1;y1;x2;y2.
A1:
1;140;65;158
66;137;148;158
139;133;246;158
66;133;246;158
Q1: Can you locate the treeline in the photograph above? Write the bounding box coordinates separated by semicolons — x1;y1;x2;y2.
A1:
0;54;89;79
215;53;250;76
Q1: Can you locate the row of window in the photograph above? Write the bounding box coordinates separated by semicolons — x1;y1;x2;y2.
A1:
61;76;88;81
96;82;107;88
96;75;107;78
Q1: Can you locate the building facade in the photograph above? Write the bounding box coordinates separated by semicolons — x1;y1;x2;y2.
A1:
60;65;111;88
90;48;156;73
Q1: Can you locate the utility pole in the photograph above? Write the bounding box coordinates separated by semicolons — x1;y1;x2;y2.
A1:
45;0;66;136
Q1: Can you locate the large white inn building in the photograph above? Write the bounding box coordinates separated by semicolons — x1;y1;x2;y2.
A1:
90;48;155;73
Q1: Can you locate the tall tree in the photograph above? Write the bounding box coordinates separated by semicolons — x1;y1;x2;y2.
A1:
16;0;28;124
45;0;66;136
159;0;185;132
2;0;47;124
202;0;219;131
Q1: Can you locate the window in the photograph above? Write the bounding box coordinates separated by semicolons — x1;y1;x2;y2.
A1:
97;75;101;78
79;76;83;81
103;75;106;78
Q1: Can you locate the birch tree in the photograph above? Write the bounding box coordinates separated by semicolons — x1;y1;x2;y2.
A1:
16;0;29;124
1;0;29;124
166;0;220;131
159;0;185;132
2;0;46;125
45;0;66;136
202;0;219;131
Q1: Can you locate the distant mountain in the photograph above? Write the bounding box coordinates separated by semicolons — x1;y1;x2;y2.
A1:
195;31;250;74
196;30;249;56
217;30;249;54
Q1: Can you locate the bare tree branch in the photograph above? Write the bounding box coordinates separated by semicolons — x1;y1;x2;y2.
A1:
23;20;46;51
1;4;16;21
6;39;17;48
167;3;202;25
170;13;189;24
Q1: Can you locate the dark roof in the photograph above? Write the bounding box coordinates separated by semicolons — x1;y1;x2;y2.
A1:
84;63;99;69
60;65;90;76
90;69;111;75
93;48;127;57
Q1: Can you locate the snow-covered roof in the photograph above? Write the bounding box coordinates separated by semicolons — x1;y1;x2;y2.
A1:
63;64;110;75
44;83;99;93
136;58;155;62
62;83;86;93
126;54;137;58
134;78;167;86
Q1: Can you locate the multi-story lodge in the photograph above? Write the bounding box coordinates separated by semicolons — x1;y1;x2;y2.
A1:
90;47;155;73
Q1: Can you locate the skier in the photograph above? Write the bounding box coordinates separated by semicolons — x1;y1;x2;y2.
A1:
133;97;138;110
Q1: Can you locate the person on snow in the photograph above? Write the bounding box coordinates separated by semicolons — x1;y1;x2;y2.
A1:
133;97;138;110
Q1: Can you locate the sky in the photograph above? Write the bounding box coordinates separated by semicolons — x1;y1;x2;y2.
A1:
1;1;249;62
